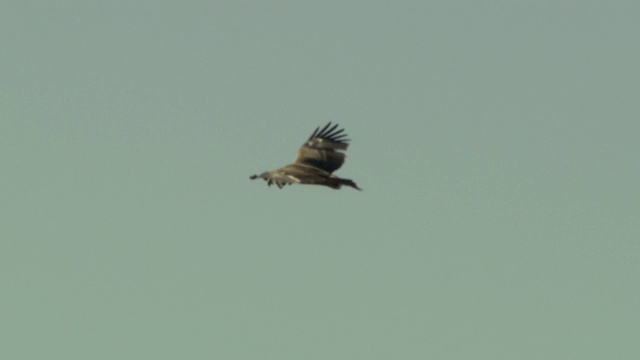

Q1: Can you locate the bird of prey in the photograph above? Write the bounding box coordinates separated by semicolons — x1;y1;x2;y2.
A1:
250;122;361;190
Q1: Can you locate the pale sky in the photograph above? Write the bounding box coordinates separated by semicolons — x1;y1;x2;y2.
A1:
2;1;639;359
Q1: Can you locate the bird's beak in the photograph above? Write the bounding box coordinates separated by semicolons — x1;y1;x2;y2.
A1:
249;174;260;180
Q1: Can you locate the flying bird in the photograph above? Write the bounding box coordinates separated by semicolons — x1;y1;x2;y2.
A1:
250;122;361;190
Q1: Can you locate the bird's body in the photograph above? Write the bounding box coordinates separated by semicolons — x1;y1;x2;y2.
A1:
250;123;361;190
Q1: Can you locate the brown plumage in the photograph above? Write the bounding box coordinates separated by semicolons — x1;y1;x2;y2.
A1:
250;122;361;190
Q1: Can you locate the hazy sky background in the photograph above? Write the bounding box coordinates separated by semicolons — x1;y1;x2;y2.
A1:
2;1;639;359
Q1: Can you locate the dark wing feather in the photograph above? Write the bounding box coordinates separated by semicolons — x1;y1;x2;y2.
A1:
294;122;350;173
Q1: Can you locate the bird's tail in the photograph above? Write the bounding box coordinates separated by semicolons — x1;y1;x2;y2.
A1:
341;178;362;191
327;177;361;190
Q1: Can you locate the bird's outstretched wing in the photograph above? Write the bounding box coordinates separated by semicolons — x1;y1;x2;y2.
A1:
294;122;350;174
